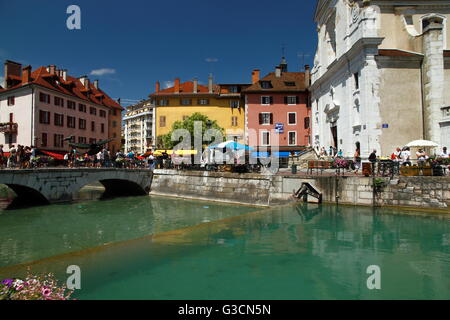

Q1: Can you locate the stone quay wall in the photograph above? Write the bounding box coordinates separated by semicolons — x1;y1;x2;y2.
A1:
151;170;450;211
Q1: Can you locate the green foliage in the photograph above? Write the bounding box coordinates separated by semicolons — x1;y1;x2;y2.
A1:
158;113;225;149
373;178;387;192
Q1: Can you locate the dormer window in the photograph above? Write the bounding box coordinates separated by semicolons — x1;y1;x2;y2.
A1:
261;81;272;89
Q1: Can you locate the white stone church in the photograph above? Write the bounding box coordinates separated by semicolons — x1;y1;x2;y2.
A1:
311;0;450;158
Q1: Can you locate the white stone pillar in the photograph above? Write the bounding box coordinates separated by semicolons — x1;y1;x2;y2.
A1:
422;22;444;145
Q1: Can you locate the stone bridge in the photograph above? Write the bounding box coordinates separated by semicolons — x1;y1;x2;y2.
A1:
0;168;153;206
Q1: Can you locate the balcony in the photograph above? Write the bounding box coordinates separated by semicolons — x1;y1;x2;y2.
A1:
0;122;18;134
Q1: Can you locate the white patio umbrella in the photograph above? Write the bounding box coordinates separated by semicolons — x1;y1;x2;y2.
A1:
405;140;439;148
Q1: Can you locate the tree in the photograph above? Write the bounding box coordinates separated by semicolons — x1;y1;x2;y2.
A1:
158;113;224;149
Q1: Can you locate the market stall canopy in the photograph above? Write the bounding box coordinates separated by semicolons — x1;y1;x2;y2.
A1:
40;150;65;160
405;140;439;148
208;141;253;151
154;150;198;156
251;152;290;158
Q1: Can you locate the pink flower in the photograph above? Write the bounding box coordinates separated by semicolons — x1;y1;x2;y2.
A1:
42;287;52;296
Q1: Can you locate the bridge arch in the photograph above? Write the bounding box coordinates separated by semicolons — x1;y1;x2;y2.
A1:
3;184;49;208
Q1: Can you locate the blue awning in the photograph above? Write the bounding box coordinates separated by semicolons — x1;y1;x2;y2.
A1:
251;152;291;158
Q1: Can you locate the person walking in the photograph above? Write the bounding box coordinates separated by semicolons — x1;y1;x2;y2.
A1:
439;147;448;158
354;147;361;174
0;144;4;169
8;145;17;168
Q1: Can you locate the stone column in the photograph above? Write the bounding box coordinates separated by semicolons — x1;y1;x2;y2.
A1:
422;21;444;145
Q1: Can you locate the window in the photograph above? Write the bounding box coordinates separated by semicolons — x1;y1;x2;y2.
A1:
286;96;298;105
230;100;240;109
113;109;117;116
354;73;359;90
39;111;50;124
259;113;273;125
39;93;50;103
91;121;95;132
89;138;96;144
261;96;272;105
99;110;107;118
112;120;117;128
54;113;64;127
7;96;15;106
198;99;209;105
78;137;87;144
79;118;86;130
288;131;297;146
67;100;76;109
229;86;239;93
288;112;297;125
90;107;97;115
261;131;270;146
54;97;64;107
261;81;271;89
54;134;64;148
180;99;192;106
101;123;105;133
304;117;310;129
160;116;166;127
159;99;169;106
231;116;238;127
41;133;47;147
79;104;86;112
67;116;76;128
284;82;296;87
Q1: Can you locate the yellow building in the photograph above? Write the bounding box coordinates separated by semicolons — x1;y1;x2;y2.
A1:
150;76;249;146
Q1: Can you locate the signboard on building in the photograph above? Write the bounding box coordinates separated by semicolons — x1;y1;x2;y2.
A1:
275;123;284;134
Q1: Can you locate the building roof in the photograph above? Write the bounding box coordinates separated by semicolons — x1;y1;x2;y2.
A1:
151;81;220;96
377;49;424;57
1;65;122;110
243;72;308;93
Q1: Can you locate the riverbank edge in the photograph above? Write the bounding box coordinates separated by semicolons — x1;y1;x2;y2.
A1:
150;169;450;213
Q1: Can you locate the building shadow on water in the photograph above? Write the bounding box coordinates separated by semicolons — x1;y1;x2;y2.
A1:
0;182;108;210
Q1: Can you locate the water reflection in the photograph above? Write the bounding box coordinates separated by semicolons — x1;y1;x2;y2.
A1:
0;200;449;299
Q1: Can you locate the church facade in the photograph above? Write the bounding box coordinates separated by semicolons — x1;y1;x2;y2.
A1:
311;0;450;157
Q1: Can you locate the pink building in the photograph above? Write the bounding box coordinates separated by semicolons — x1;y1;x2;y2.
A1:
243;58;311;152
0;60;122;153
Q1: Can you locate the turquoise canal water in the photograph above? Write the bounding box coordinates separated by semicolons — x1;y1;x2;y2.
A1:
0;190;449;299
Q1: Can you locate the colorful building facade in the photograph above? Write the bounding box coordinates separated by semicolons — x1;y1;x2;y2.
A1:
0;60;123;153
150;76;248;146
243;58;311;152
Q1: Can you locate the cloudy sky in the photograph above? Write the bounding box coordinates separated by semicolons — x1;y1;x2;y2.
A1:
0;0;317;106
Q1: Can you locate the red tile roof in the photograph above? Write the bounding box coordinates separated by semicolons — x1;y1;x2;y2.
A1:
151;81;219;96
1;66;122;110
243;72;308;92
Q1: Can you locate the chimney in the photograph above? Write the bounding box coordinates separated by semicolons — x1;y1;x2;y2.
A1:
252;69;260;84
304;65;311;88
62;70;68;81
22;65;32;84
94;80;99;89
208;74;213;93
193;78;198;93
4;60;22;88
275;66;282;78
155;81;160;93
79;75;88;87
49;65;56;75
85;78;90;89
174;78;180;94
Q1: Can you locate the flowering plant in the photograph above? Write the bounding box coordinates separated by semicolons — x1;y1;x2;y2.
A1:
0;273;74;300
333;158;352;169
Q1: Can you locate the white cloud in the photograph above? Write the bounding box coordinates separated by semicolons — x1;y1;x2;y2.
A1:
205;58;218;63
90;68;116;76
163;80;174;89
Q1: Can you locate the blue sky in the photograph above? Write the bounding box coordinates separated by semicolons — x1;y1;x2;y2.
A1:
0;0;317;106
